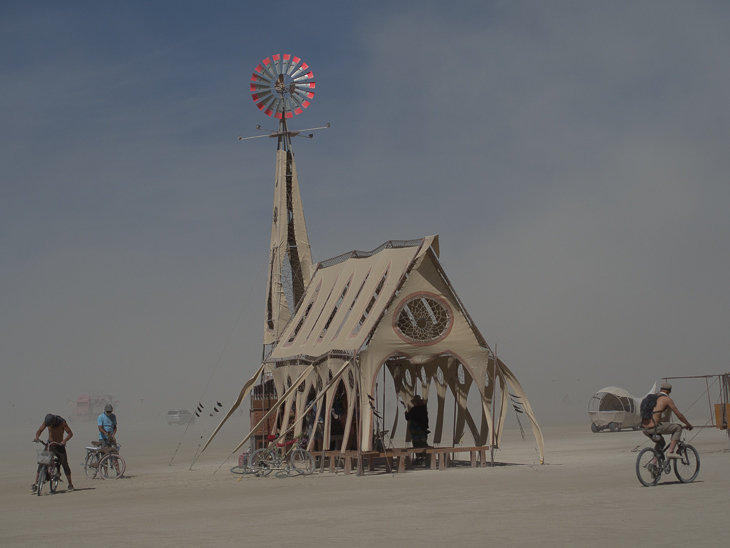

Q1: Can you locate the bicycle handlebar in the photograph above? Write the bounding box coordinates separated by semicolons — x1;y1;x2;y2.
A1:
33;440;62;448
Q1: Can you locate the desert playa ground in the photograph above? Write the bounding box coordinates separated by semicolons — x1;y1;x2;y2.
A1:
1;421;727;547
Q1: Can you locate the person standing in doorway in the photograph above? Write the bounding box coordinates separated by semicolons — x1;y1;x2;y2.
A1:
405;395;430;448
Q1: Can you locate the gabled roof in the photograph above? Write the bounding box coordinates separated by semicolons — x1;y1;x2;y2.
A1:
267;237;439;362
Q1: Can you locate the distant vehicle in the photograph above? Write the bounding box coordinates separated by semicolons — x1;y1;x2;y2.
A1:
166;410;195;426
72;395;114;422
588;387;641;432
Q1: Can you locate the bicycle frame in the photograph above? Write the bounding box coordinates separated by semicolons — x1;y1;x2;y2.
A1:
34;440;62;495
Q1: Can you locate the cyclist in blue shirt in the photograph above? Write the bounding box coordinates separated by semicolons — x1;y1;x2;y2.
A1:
97;404;117;449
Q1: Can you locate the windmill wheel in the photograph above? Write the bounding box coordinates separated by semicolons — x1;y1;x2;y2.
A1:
250;54;315;119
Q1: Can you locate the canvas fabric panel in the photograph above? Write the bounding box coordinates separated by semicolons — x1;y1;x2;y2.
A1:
198;361;266;456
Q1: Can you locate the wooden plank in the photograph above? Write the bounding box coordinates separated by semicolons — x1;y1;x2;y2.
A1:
470;451;477;467
424;446;488;454
715;403;729;429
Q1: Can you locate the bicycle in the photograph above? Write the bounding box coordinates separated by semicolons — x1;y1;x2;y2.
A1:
249;434;315;477
635;433;700;486
230;451;254;475
83;440;126;480
34;440;63;496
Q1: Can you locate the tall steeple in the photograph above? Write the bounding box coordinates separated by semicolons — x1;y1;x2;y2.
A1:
263;116;313;348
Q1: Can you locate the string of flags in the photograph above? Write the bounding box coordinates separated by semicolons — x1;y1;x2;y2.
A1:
195;401;223;418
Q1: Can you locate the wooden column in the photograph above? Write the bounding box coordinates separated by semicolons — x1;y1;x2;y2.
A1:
344;455;352;475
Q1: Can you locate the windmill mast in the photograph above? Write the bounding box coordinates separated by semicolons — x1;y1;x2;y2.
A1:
248;55;322;356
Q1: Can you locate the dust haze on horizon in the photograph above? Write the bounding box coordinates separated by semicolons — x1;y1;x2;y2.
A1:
2;2;729;441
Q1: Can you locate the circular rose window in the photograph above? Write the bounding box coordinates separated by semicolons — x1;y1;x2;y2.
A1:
393;293;452;345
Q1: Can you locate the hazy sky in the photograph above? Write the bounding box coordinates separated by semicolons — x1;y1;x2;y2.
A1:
2;1;729;431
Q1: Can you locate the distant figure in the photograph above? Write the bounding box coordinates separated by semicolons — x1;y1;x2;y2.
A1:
304;402;324;451
405;395;430;449
98;403;118;450
33;414;75;492
641;382;693;457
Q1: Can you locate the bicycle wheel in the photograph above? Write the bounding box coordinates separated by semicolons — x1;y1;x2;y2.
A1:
258;449;281;477
84;452;100;479
289;449;315;475
99;454;126;479
49;464;59;493
37;465;47;496
252;448;278;477
674;443;700;483
240;451;259;474
248;448;267;475
636;447;661;486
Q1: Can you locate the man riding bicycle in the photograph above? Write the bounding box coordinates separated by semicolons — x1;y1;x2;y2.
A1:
641;382;693;458
97;403;117;450
33;414;75;492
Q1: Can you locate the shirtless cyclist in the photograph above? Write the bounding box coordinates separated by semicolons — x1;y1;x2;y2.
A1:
641;382;693;458
33;414;75;492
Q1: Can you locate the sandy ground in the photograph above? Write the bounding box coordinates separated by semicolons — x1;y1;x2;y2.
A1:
1;420;727;547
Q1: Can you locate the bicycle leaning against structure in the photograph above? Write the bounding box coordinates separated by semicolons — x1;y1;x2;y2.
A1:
247;434;315;477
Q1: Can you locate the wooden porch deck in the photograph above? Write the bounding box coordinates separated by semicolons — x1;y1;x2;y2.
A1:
315;446;493;474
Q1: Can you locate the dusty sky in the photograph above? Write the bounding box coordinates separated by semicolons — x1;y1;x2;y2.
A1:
2;1;729;432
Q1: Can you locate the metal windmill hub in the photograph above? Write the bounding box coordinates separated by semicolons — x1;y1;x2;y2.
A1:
250;54;316;119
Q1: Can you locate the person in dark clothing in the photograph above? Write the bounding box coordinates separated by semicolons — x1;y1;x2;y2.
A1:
405;395;429;449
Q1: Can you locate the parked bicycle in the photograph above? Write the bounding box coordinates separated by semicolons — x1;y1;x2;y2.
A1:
83;440;126;479
230;451;254;475
635;433;700;486
248;434;315;477
34;440;63;495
